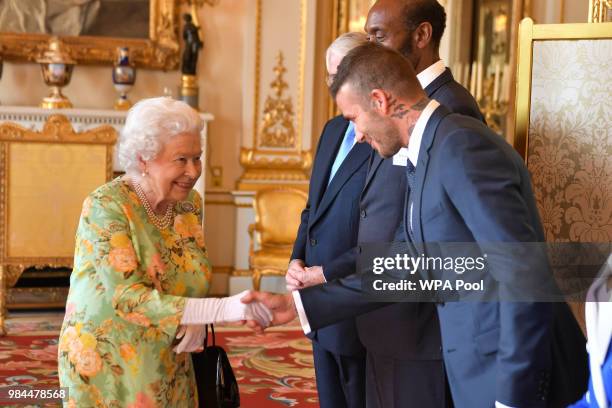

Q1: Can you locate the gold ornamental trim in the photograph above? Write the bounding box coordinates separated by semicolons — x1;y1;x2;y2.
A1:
259;51;297;148
0;115;117;146
240;147;311;172
589;0;612;22
0;0;180;70
240;0;312;191
253;0;308;147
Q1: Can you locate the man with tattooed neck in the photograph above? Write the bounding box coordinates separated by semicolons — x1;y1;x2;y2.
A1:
244;42;588;408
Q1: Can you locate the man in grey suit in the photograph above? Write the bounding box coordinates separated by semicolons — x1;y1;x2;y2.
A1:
244;42;587;408
286;0;482;406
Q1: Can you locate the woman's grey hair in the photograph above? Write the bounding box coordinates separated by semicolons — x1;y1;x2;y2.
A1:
118;97;203;175
326;32;369;72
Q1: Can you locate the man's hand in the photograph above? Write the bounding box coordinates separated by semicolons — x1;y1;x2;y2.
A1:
241;291;297;334
286;259;306;291
287;264;325;291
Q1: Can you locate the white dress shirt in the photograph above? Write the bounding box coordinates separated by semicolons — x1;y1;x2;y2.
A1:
417;59;446;89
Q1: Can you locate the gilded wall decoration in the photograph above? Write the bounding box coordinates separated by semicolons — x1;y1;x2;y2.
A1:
237;0;311;191
589;0;612;22
527;39;612;243
259;52;297;149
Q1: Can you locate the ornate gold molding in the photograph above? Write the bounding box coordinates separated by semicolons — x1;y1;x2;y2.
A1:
238;147;312;190
259;52;297;148
238;0;311;191
0;115;116;146
0;0;180;70
589;0;612;22
5;265;25;288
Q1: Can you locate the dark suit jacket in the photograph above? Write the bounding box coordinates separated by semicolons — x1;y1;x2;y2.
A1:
291;115;371;356
322;68;484;360
427;68;484;122
299;105;587;407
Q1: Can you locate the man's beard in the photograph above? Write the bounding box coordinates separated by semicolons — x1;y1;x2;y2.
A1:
399;33;413;59
374;123;403;159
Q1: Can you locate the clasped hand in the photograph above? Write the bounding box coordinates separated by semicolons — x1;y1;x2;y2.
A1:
285;259;325;291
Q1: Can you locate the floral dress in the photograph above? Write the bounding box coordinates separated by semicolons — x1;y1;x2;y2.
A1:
58;178;211;408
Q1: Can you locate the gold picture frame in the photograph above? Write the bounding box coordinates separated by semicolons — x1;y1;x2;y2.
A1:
0;0;180;70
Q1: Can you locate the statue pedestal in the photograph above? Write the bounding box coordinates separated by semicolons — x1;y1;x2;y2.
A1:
179;74;199;110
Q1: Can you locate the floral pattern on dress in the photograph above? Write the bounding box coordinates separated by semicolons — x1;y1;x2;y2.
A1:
58;178;210;407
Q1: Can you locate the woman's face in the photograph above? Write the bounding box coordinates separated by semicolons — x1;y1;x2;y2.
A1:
143;132;202;203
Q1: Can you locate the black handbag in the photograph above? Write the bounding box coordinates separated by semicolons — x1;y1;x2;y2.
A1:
191;324;240;408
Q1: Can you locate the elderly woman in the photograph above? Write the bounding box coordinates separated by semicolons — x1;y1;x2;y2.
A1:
58;97;270;407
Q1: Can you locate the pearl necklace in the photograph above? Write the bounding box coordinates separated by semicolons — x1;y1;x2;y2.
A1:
131;179;174;230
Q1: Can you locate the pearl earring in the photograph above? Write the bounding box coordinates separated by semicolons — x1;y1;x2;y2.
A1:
141;171;146;177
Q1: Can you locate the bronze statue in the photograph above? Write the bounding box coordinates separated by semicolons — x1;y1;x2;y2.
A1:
181;13;203;75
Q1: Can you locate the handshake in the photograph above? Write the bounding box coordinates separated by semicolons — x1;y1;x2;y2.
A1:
174;290;294;353
241;259;325;334
174;260;323;353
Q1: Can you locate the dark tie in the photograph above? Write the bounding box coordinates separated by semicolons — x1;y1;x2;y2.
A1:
405;161;416;192
405;162;416;242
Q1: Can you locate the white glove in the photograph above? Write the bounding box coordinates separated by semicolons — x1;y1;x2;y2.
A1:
181;290;273;328
173;325;206;354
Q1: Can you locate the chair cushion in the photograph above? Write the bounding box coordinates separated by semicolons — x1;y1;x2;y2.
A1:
251;247;292;270
255;189;307;245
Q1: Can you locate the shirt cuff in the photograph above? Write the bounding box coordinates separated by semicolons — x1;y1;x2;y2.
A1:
291;290;312;335
495;401;515;408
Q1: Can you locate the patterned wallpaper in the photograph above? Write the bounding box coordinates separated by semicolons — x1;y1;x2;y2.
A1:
528;39;612;244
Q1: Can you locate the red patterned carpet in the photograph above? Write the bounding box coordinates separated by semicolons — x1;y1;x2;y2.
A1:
0;313;318;407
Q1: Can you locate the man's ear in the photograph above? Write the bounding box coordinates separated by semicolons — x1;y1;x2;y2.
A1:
413;22;433;50
370;89;390;115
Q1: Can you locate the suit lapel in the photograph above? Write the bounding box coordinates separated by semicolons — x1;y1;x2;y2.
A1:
310;119;348;211
424;68;453;98
411;105;451;244
310;142;371;227
362;153;384;195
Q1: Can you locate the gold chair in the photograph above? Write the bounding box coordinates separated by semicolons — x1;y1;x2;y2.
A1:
0;115;116;335
514;18;612;333
248;188;308;291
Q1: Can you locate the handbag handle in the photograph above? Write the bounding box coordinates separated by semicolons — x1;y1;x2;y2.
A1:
204;324;216;348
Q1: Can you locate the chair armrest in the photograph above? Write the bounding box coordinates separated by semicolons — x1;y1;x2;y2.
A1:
248;223;261;261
